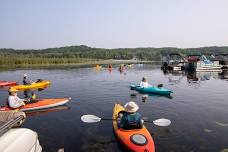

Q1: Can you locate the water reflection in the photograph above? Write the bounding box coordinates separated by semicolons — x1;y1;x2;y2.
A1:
26;105;70;117
218;70;228;80
1;66;228;152
163;69;227;88
130;91;173;101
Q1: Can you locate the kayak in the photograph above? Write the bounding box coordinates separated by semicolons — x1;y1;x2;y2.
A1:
0;81;17;87
130;84;172;95
0;98;70;112
11;80;51;91
113;104;155;152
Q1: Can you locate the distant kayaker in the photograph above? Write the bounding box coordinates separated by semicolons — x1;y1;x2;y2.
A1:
139;77;152;88
23;74;34;98
8;88;26;108
118;101;143;130
108;64;112;69
23;74;34;85
119;64;124;73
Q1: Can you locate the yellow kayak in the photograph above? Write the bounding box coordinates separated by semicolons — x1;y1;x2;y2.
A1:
12;80;51;91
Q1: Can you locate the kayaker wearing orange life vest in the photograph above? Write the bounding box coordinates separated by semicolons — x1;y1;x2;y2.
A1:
139;77;152;88
8;88;26;108
118;101;143;130
108;64;112;69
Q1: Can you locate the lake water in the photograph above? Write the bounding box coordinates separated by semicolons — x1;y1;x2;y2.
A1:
0;64;228;152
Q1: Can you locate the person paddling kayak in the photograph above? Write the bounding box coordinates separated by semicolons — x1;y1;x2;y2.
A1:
108;64;112;69
139;77;152;88
8;88;26;108
23;74;34;85
118;101;143;130
23;74;34;98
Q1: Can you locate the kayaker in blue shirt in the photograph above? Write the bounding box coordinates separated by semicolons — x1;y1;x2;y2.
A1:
140;77;152;88
118;101;143;130
23;74;34;85
23;74;34;98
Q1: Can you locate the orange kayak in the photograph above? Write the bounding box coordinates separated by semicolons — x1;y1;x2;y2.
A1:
0;98;70;112
113;104;155;152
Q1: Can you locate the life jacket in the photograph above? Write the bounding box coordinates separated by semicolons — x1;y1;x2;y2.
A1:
121;113;142;130
31;93;36;100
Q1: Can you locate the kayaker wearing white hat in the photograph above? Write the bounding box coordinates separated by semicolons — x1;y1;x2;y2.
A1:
23;74;35;98
8;88;26;108
118;101;143;130
139;77;152;88
23;74;34;85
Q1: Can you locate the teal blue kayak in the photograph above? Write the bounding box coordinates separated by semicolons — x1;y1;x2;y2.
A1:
130;84;173;95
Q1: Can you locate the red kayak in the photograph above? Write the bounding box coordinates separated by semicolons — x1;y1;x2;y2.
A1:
0;81;17;87
0;98;70;111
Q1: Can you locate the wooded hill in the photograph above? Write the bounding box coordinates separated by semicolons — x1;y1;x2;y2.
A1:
1;45;228;66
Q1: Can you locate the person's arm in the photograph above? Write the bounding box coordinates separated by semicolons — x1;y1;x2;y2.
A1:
24;79;31;85
136;113;143;128
8;96;24;108
139;82;144;87
120;115;126;128
147;82;152;87
29;79;35;84
15;96;26;106
15;96;25;102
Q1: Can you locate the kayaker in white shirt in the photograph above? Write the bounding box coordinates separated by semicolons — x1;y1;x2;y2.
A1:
8;88;26;108
139;77;152;88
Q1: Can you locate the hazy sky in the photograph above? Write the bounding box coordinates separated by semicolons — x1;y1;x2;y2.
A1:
0;0;228;49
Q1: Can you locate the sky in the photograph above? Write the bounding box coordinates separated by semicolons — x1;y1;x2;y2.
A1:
0;0;228;49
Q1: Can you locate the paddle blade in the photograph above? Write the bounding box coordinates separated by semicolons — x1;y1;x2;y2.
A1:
81;115;101;123
153;118;171;127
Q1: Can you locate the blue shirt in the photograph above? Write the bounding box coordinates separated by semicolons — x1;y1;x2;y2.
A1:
23;78;31;85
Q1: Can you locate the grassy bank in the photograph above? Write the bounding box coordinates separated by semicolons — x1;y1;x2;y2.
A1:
0;59;159;69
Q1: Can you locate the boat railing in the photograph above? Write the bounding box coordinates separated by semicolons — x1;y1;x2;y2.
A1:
0;115;25;137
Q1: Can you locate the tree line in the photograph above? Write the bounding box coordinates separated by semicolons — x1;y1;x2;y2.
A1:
1;45;228;66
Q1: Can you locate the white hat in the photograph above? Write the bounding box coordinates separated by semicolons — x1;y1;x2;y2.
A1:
24;74;28;77
124;101;139;113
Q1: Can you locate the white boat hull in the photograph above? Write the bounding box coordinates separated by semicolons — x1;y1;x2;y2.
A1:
0;128;42;152
196;62;222;72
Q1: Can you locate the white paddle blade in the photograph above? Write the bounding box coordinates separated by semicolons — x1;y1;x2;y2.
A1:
153;118;171;127
81;115;101;123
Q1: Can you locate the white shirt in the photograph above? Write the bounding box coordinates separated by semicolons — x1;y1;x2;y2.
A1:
139;81;151;88
8;95;24;108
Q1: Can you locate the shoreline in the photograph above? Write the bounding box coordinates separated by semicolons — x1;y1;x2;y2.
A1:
0;59;161;69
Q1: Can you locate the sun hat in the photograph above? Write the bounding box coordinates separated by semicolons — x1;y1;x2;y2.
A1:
9;87;18;92
124;101;139;113
24;74;28;77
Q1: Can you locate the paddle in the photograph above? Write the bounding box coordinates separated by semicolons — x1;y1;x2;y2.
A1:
81;115;171;127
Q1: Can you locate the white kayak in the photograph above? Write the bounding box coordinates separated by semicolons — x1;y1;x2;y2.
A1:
0;128;42;152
